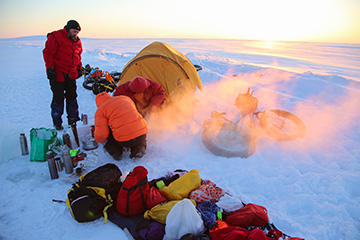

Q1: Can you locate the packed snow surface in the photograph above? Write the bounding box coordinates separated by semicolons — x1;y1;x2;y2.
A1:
0;37;359;240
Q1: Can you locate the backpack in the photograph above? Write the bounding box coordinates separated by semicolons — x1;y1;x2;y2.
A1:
66;163;122;223
117;166;150;216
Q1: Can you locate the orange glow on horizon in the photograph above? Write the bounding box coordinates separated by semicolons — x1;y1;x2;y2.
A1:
0;0;359;44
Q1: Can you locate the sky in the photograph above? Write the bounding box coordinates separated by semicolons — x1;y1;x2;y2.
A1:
0;0;359;43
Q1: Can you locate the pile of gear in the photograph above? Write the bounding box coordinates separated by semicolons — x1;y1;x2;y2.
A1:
65;164;304;240
82;64;121;95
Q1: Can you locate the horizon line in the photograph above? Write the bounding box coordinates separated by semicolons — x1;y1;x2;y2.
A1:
0;35;359;45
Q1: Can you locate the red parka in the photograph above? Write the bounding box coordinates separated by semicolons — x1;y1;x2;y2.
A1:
43;27;82;82
113;76;165;106
94;92;148;143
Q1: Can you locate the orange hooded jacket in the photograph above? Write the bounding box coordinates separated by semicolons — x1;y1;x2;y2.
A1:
94;92;148;143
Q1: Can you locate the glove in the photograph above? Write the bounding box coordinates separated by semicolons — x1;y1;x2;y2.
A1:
47;68;56;82
77;68;83;79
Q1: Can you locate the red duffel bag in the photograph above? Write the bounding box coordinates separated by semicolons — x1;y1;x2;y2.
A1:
226;203;269;228
210;226;268;240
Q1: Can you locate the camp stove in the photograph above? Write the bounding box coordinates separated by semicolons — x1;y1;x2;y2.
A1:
81;135;98;150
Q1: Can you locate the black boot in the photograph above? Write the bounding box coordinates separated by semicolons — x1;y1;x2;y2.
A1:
130;146;146;159
68;118;78;126
55;125;64;131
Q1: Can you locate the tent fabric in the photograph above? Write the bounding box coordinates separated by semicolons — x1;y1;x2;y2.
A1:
118;41;202;101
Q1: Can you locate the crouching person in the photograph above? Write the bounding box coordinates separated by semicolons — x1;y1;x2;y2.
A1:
113;76;166;117
94;92;148;160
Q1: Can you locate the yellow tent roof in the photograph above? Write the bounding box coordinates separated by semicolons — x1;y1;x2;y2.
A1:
118;42;202;101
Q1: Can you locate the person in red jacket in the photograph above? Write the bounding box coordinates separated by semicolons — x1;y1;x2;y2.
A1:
94;92;148;160
43;20;83;130
113;76;165;117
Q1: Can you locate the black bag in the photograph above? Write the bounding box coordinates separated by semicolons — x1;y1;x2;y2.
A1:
66;163;122;223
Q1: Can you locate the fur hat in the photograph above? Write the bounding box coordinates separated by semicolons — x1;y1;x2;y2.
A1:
66;20;81;32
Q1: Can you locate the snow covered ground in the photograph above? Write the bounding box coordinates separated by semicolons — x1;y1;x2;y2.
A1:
0;36;359;240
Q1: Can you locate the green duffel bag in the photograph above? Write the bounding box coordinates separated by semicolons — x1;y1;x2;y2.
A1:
30;128;60;162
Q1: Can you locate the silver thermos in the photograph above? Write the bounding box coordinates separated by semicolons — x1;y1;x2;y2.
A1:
62;132;72;149
54;157;63;172
81;113;88;125
46;151;59;180
20;133;29;155
62;147;73;174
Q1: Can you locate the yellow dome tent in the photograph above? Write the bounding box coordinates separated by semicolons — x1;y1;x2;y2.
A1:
118;41;202;101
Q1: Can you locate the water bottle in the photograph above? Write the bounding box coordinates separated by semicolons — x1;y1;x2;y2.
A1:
62;147;73;174
20;133;29;155
54;157;63;172
62;132;72;149
81;114;88;125
46;151;59;180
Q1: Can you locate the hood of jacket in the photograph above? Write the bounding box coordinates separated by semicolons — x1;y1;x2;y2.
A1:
128;76;151;93
95;92;112;108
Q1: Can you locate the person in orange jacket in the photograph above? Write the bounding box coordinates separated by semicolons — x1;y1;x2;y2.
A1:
94;92;148;160
113;76;166;117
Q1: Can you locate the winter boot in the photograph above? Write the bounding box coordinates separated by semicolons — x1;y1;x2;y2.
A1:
68;118;78;126
55;125;64;131
111;152;123;161
66;99;80;125
130;146;146;159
